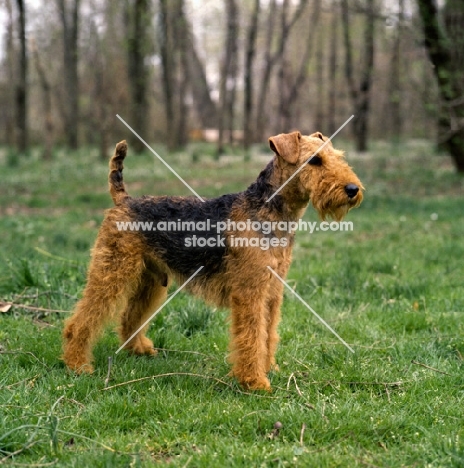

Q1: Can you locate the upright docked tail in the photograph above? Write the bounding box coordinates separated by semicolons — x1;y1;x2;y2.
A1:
109;140;129;205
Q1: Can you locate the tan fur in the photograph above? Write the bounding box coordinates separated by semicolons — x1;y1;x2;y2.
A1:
62;132;363;391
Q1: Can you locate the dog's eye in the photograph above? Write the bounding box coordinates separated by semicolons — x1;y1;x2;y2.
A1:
307;155;322;166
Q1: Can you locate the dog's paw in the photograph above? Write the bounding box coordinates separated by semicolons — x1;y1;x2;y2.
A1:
65;361;94;374
239;376;272;392
126;336;158;356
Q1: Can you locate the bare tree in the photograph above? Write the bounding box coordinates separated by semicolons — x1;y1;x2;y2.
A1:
341;0;376;152
175;0;189;149
276;0;321;133
125;0;151;153
314;26;325;131
15;0;27;153
243;0;260;150
417;0;464;172
185;29;217;130
255;0;308;141
327;0;339;134
57;0;80;149
32;41;53;160
388;0;404;143
158;0;188;150
3;0;16;146
159;0;175;149
217;0;239;157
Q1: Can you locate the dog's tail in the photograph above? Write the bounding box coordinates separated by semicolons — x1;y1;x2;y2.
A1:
109;140;130;205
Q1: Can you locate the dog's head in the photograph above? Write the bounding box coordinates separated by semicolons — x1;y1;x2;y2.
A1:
268;131;364;220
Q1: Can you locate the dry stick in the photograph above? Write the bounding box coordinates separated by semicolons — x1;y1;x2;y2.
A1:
456;349;463;361
0;350;50;369
34;247;79;264
411;360;452;376
103;372;276;398
4;374;40;389
318;341;397;350
292;375;303;397
305;378;403;387
0;301;69;314
103;373;237;392
300;423;306;446
384;384;391;403
3;459;58;467
0;440;41;464
104;356;113;388
154;347;214;359
286;372;295;391
182;455;193;468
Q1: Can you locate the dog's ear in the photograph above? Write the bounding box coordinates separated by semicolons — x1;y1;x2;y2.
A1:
310;132;326;141
269;131;301;164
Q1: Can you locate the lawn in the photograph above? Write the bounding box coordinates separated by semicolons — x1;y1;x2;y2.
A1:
1;140;463;467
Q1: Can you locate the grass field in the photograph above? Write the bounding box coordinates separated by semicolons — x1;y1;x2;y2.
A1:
1;140;463;467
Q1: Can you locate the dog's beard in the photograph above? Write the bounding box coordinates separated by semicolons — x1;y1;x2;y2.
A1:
318;204;350;221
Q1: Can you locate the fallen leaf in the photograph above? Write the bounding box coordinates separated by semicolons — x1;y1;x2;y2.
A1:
0;302;12;313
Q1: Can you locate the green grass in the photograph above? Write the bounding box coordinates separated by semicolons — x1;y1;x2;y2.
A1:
1;140;463;467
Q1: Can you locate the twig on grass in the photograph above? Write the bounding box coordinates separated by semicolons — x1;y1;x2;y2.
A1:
104;356;113;388
154;347;215;359
294;357;312;372
305;379;404;388
34;247;79;264
0;440;42;464
313;340;397;350
0;350;50;369
103;372;276;398
384;384;391;403
411;360;452;376
3;374;40;389
286;372;295;391
12;291;76;301
182;455;193;468
0;301;69;314
286;373;303;397
3;458;58;467
299;423;306;446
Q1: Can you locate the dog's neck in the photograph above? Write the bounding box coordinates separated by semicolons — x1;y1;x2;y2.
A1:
245;160;310;221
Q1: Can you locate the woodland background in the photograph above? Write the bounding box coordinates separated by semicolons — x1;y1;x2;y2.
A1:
2;0;464;171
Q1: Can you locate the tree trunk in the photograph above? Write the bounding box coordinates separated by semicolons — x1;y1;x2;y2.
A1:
254;0;308;142
341;0;375;152
327;0;339;135
57;0;80;150
314;27;325;131
159;0;176;150
185;35;217;129
126;0;151;153
277;0;320;132
417;0;464;172
355;0;375;153
159;0;210;150
217;0;239;157
32;41;54;160
243;0;260;150
388;0;404;143
4;0;15;146
175;0;189;149
15;0;27;154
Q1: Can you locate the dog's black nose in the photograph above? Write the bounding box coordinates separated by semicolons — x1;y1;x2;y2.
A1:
345;184;359;198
